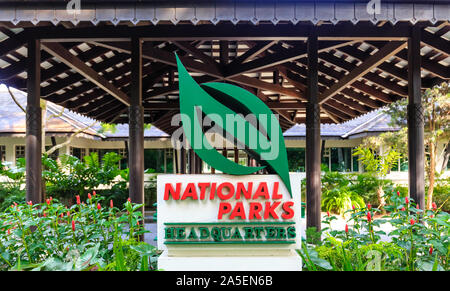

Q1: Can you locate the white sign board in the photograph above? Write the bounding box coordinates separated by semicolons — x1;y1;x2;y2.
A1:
157;173;302;271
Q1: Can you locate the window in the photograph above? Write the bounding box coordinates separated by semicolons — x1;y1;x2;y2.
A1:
0;145;5;162
70;147;86;160
287;148;305;172
144;149;165;173
321;148;330;171
165;149;174;173
352;149;359;172
15;145;25;160
391;157;408;172
330;147;352;172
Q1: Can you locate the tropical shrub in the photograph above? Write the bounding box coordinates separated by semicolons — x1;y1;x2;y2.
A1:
320;172;365;216
43;152;124;202
427;178;450;212
0;194;159;271
299;191;449;271
348;173;395;207
0;159;26;210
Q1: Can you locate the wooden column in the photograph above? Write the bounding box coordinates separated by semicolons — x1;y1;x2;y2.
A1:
128;37;145;211
180;147;186;174
188;148;195;174
407;26;425;209
195;152;202;174
26;39;42;204
306;27;322;233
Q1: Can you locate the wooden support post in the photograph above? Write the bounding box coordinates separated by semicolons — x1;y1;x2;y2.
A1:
188;148;195;174
180;147;186;174
26;39;43;204
128;37;145;216
306;27;322;235
195;153;202;174
407;26;425;210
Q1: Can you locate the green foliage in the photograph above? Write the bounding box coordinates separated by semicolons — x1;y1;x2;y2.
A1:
0;195;158;271
43;152;125;201
314;241;404;271
0;159;26;210
320;172;365;216
303;191;450;271
353;146;401;177
427;178;450;212
348;173;395;207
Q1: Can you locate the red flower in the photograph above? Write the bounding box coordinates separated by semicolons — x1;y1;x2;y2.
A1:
71;220;75;231
93;191;96;196
410;219;415;225
7;229;10;235
27;201;32;206
50;197;53;202
97;203;101;210
352;205;355;210
367;212;372;222
137;220;140;226
88;193;92;200
401;207;405;211
43;212;46;217
416;204;419;209
432;202;437;211
397;191;400;196
429;246;433;255
430;214;434;218
405;197;409;205
367;203;372;210
76;195;81;205
60;213;64;218
127;197;131;203
327;211;330;217
345;224;349;233
67;211;70;217
46;199;50;205
110;200;114;209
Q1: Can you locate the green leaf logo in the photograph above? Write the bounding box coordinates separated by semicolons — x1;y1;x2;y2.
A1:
175;54;292;196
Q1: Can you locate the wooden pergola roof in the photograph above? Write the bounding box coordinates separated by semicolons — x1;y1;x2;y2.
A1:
0;1;449;135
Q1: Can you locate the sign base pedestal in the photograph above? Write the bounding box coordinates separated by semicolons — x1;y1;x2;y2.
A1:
158;251;302;271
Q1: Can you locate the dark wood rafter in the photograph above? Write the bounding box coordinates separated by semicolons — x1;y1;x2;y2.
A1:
41;49;128;95
42;42;131;106
0;21;445;132
319;41;408;104
228;41;277;67
25;22;414;42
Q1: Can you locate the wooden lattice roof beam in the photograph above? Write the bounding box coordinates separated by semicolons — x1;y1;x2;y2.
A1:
366;41;450;80
42;42;131;106
228;41;278;67
421;30;450;57
78;65;171;115
319;41;407;104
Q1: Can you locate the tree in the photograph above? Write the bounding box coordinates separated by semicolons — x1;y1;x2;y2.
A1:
383;82;450;210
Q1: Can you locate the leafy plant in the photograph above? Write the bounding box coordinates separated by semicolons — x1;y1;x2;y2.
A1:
303;191;449;271
0;194;158;271
43;152;125;202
